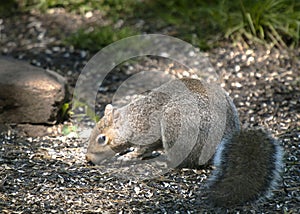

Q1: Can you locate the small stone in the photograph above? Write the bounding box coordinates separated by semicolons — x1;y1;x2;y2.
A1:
85;11;93;18
234;65;240;72
52;46;61;52
188;51;195;57
45;49;53;55
80;51;87;58
247;56;255;65
237;72;243;78
63;52;70;58
232;82;242;88
245;49;253;55
161;52;169;58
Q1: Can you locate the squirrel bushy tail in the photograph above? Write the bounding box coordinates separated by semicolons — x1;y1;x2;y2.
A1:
207;129;283;207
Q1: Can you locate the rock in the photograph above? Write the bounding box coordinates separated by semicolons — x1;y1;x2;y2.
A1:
0;123;62;137
0;56;68;125
0;124;48;137
13;124;56;137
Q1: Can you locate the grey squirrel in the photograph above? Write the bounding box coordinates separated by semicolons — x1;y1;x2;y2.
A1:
86;77;283;207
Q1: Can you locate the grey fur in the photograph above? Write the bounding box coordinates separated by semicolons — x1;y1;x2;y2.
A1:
86;78;283;208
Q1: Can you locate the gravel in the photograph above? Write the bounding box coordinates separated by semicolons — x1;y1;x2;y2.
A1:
0;9;299;213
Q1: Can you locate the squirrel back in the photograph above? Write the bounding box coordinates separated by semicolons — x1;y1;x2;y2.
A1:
159;78;240;168
86;77;283;208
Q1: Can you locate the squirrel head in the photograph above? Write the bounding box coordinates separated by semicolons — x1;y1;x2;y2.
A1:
86;104;126;165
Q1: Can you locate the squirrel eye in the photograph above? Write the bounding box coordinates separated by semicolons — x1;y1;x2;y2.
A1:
96;134;107;145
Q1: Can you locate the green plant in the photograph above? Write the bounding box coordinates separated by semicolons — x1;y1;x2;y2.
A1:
15;0;300;49
139;0;220;49
65;25;137;52
139;0;300;49
60;102;71;118
71;100;100;122
226;0;300;48
62;124;77;135
0;0;18;17
18;0;136;18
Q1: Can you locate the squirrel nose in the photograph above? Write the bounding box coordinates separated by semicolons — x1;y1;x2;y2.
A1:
85;154;95;166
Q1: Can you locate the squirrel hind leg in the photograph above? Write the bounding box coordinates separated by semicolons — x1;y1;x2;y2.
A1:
207;129;283;207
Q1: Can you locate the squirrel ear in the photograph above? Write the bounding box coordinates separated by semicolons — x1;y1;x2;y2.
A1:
104;104;118;124
104;104;114;116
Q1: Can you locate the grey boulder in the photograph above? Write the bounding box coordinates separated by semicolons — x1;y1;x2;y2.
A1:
0;56;68;125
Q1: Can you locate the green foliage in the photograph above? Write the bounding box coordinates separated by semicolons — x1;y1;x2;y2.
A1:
226;0;300;48
11;0;300;49
21;0;98;13
72;100;100;122
15;0;138;50
138;0;219;49
60;102;71;118
65;25;137;52
0;0;18;17
141;0;300;49
17;0;136;18
62;124;77;136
